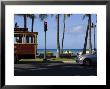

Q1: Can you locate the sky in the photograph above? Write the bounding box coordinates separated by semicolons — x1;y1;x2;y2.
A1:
14;14;97;49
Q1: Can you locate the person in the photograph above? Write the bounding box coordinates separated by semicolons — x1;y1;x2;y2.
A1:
67;50;69;54
15;22;19;28
16;38;20;43
77;53;79;55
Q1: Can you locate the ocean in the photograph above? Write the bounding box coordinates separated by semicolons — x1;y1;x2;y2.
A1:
37;49;83;56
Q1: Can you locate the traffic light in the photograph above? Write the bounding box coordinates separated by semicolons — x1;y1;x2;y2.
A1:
44;21;47;31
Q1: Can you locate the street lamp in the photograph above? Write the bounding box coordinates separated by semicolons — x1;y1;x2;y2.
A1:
43;21;47;61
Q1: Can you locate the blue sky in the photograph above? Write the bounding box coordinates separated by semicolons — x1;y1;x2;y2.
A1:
14;14;97;49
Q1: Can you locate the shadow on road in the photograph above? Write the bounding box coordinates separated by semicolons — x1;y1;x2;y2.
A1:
14;63;97;76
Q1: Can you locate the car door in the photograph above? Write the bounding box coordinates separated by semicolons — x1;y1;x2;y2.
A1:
92;54;97;64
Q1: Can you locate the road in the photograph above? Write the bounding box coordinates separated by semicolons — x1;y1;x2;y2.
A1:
14;63;97;76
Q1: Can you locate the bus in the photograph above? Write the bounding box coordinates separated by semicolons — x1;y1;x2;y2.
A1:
14;28;38;63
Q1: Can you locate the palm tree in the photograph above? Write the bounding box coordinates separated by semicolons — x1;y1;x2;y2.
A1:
61;14;66;54
15;14;27;28
82;19;89;54
88;14;92;53
82;14;92;54
27;14;36;32
31;15;35;32
61;14;71;54
91;22;96;51
56;14;60;57
23;14;27;28
50;14;60;57
94;14;97;51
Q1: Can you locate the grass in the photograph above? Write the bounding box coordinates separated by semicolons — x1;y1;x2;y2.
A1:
19;57;77;64
19;58;43;62
19;58;76;61
51;58;75;61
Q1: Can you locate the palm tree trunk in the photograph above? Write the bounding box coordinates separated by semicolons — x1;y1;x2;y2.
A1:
56;14;60;57
88;15;92;53
94;25;96;50
31;17;34;32
61;14;66;54
24;14;27;28
82;20;89;54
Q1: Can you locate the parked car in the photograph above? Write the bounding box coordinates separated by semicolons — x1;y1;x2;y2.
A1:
76;52;97;66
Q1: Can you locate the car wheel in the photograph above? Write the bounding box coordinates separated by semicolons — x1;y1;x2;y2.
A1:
83;59;91;66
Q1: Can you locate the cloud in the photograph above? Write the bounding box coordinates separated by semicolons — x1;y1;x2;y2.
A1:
73;25;83;32
66;25;84;34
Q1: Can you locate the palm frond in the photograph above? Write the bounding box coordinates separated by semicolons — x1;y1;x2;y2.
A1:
83;14;90;20
27;14;36;19
39;14;48;21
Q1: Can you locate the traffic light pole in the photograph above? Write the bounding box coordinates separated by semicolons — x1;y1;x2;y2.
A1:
44;31;47;61
43;21;47;61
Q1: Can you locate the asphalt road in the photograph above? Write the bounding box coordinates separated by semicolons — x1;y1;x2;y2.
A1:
14;63;97;76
